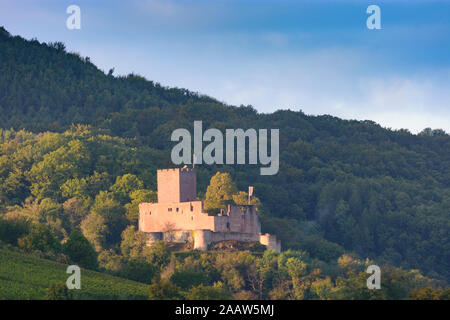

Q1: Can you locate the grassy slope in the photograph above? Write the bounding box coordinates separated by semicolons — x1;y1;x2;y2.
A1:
0;248;148;300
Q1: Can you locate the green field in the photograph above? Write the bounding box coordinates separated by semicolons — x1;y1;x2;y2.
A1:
0;248;148;300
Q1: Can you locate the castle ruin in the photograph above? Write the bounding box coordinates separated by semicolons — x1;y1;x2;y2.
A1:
139;167;281;252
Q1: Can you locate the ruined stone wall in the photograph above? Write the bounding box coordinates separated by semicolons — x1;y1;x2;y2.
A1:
240;206;260;234
213;205;261;234
139;201;263;235
259;233;281;252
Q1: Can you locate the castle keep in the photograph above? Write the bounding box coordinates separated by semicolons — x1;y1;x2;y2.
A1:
139;168;281;252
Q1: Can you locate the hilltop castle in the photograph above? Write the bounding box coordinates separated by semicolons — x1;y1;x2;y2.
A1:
139;167;281;252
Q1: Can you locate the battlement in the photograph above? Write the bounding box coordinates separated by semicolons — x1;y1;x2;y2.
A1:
157;167;195;173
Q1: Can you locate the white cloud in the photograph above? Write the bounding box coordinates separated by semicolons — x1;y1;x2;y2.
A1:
348;75;450;132
191;48;450;133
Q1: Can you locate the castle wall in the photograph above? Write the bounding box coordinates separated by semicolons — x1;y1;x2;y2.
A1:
213;205;261;234
162;230;193;243
193;230;280;252
208;230;259;243
139;201;216;232
139;202;261;234
145;230;281;253
145;232;163;246
193;230;259;251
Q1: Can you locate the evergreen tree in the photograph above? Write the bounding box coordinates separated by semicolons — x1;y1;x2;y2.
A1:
63;230;98;269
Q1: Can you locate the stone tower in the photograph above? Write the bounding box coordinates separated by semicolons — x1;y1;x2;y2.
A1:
157;167;197;203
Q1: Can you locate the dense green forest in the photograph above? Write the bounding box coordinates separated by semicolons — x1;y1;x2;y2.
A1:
0;26;449;298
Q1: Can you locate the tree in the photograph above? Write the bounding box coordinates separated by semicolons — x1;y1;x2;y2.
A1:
330;271;383;300
215;251;254;292
45;282;73;300
432;129;447;136
148;279;182;300
6;197;66;239
91;191;127;245
124;189;157;224
28;139;91;200
120;225;147;259
91;191;125;218
119;259;158;284
311;277;333;300
0;216;29;245
86;171;112;196
418;127;433;137
232;191;261;207
286;257;308;299
39;198;66;239
418;128;447;137
81;213;107;252
60;177;88;199
142;241;171;268
170;270;209;290
18;223;61;254
205;172;237;214
97;249;124;273
186;282;231;300
247;257;272;299
63;230;98;269
62;197;89;232
110;174;144;204
409;287;450;300
337;254;364;276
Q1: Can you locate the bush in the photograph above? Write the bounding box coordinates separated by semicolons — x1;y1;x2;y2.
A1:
45;282;73;300
63;230;98;269
18;224;61;254
170;270;209;290
186;283;231;300
0;217;29;245
119;259;158;284
148;279;182;300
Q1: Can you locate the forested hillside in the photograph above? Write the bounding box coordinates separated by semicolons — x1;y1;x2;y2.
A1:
0;26;449;286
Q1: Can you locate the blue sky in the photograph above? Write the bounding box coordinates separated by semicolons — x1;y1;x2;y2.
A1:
1;0;450;133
